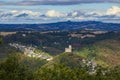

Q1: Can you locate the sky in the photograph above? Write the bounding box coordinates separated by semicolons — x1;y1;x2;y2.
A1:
0;0;120;24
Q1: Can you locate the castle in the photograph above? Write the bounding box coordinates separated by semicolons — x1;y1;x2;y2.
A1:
65;45;72;53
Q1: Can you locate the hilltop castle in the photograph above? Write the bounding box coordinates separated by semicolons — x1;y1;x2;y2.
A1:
65;45;72;53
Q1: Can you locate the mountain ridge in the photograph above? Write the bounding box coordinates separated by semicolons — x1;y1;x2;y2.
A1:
0;21;120;31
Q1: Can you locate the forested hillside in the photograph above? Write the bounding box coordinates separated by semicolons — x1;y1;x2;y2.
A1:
0;30;120;80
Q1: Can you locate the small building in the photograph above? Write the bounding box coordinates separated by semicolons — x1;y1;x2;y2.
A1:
65;45;72;53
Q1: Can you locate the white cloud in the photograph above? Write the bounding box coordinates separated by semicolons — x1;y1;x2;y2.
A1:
0;10;42;21
87;11;104;16
0;6;120;23
71;11;78;17
106;6;120;17
45;10;65;17
74;16;85;20
69;6;120;22
12;10;40;17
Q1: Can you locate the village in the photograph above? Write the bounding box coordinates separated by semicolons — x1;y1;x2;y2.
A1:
9;43;53;61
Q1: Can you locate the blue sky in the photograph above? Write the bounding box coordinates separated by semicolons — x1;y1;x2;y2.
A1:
0;0;120;24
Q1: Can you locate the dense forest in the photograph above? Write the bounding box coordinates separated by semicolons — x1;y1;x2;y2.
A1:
0;53;120;80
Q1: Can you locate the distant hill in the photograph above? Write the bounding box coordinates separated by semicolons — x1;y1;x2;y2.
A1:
0;21;120;31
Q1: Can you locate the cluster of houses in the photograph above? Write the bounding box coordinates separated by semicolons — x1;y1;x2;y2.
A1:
9;43;53;61
82;59;97;74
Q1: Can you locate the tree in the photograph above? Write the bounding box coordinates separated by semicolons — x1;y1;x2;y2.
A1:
0;38;2;44
105;67;120;80
0;54;34;80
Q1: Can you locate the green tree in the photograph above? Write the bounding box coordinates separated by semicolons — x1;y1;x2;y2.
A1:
35;63;95;80
105;67;120;80
0;54;34;80
35;64;78;80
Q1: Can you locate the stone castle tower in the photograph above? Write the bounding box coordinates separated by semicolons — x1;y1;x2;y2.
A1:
65;45;72;53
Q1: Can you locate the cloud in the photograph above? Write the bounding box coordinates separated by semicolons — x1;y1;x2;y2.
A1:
95;6;120;22
15;13;28;17
14;10;40;18
45;10;65;17
0;6;120;23
0;10;41;21
0;0;120;5
106;6;120;17
65;6;120;22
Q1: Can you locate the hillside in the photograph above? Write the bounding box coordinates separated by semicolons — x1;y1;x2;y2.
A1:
1;30;120;80
73;39;120;67
1;30;119;57
44;31;120;68
0;30;120;68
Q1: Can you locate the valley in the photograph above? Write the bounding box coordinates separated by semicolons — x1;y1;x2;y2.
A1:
1;1;120;79
0;21;120;80
0;29;120;67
